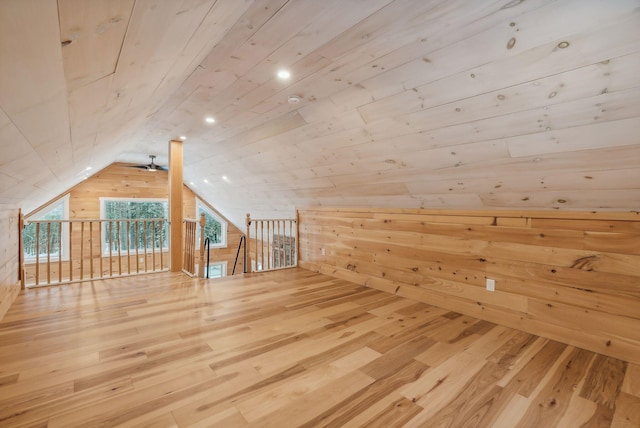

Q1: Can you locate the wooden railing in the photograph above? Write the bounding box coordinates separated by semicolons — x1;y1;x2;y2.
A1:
183;213;206;277
245;213;297;273
21;214;169;287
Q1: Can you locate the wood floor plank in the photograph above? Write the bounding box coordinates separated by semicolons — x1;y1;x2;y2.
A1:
0;268;634;427
235;347;380;422
621;362;640;397
612;392;640;427
556;395;598;427
415;362;507;427
244;370;376;428
299;359;429;428
516;347;595;427
359;395;423;428
580;354;628;409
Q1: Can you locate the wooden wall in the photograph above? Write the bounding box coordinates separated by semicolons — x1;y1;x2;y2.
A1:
0;204;20;320
298;207;640;364
25;163;244;280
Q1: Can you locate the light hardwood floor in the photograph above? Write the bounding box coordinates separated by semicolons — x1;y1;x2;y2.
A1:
0;269;638;427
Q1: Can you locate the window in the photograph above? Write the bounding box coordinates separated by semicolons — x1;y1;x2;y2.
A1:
196;199;227;248
205;261;227;278
23;195;69;261
100;198;168;255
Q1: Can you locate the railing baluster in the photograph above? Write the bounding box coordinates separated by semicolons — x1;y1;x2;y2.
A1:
260;221;265;271
159;220;164;270
143;221;148;272
117;221;122;276
126;221;131;274
279;220;283;268
152;220;156;270
58;221;63;283
98;221;103;278
266;220;270;270
198;213;206;278
89;221;94;279
244;214;250;274
35;222;40;286
135;221;140;273
289;219;293;267
46;222;51;284
108;221;113;277
69;222;73;282
80;221;85;280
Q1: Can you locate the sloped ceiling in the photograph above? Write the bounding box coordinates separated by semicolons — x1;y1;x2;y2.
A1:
1;0;639;229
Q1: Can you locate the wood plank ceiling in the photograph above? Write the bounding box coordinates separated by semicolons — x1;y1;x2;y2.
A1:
0;0;639;226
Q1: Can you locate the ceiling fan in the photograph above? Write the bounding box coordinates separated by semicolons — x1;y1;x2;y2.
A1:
129;155;168;171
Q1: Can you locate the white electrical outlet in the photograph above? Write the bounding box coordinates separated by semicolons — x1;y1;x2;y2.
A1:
139;257;144;263
486;278;495;292
320;248;326;256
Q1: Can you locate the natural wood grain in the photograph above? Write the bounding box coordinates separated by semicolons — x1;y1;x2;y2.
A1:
0;268;634;427
579;354;627;409
169;140;184;272
299;207;640;365
3;1;640;238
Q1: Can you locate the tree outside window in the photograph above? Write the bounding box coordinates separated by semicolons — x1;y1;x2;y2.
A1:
197;199;226;248
23;196;69;261
101;198;168;254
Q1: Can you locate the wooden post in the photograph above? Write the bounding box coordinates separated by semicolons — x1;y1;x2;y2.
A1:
198;212;206;277
35;222;40;285
245;213;251;273
168;140;183;272
294;210;299;267
18;209;25;289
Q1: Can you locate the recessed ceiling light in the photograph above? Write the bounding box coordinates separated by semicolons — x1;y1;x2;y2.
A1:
190;181;195;186
203;179;209;184
222;175;229;182
85;166;92;171
179;135;186;140
277;69;291;80
205;117;215;124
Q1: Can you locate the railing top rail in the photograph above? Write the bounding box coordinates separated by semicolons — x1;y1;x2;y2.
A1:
250;218;297;222
24;218;168;224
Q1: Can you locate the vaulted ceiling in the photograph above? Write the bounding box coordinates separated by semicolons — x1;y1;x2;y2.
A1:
1;0;639;228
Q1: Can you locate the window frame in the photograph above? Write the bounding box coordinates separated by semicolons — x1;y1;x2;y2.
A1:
196;198;227;249
23;195;70;263
205;261;227;278
99;197;169;257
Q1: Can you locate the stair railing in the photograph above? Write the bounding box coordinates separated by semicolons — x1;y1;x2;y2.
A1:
183;213;206;277
232;235;246;275
204;237;211;278
245;212;297;273
21;216;168;287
